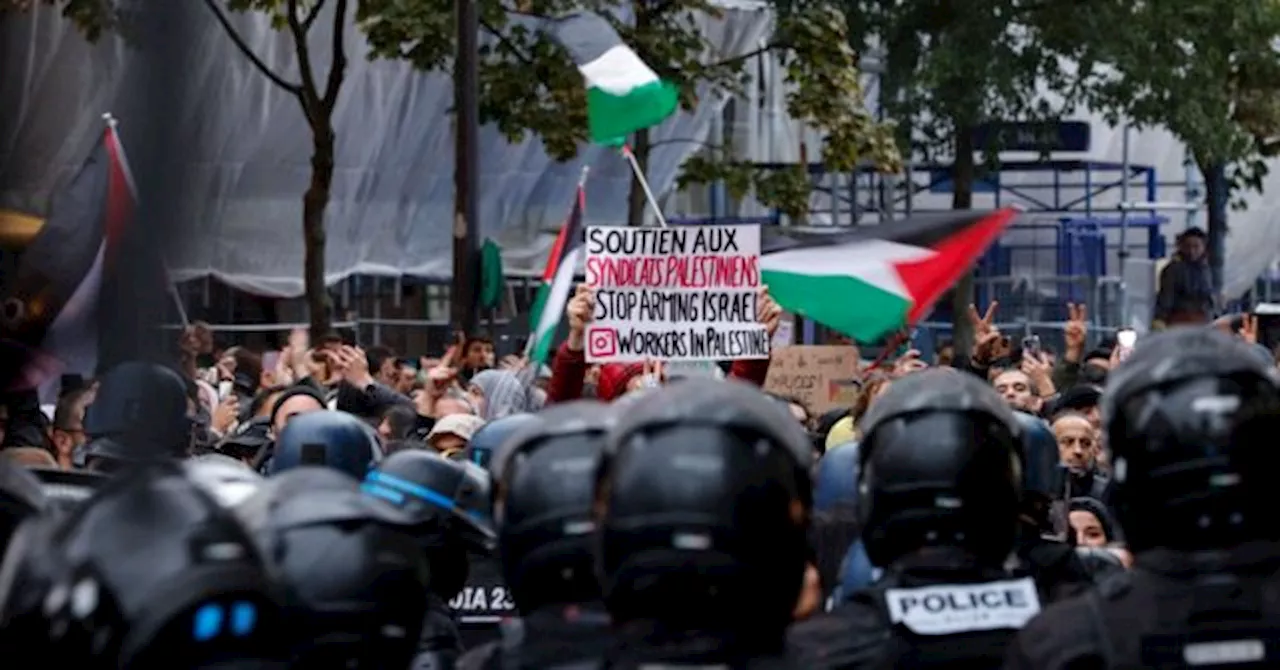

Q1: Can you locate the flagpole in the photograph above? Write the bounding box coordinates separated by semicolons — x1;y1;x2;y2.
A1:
621;144;668;228
102;112;190;329
521;164;592;360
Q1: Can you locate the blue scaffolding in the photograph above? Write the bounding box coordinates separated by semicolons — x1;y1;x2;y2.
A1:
680;158;1173;345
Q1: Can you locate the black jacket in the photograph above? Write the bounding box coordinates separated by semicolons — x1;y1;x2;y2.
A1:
1005;542;1280;669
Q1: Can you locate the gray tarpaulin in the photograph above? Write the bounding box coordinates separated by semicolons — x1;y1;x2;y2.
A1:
0;2;773;297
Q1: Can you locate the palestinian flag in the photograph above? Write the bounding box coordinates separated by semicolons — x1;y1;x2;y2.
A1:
526;185;586;364
761;208;1019;343
0;121;133;396
548;12;679;145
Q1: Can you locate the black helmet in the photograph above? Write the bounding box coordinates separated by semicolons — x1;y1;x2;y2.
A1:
81;361;194;469
857;368;1023;568
0;462;286;667
234;467;431;668
1102;327;1280;551
185;455;266;509
0;460;45;552
269;410;380;479
218;416;272;465
491;401;609;612
28;468;106;513
596;378;812;632
363;449;496;554
1012;411;1066;501
464;413;540;469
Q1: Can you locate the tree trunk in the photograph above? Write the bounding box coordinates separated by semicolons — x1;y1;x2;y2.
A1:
948;124;977;355
626;126;651;227
304;123;335;342
1202;160;1227;294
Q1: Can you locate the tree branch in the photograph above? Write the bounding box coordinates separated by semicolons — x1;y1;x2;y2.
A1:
707;43;778;69
202;0;303;95
285;0;322;120
301;0;326;31
480;17;534;66
322;0;349;111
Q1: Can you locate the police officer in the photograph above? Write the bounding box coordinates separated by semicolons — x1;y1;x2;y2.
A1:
0;462;289;668
1006;327;1280;669
790;368;1032;668
457;401;613;669
462;413;540;469
363;449;496;669
235;466;432;668
270;409;381;479
455;413;541;651
594;378;813;667
79;361;194;472
0;459;45;553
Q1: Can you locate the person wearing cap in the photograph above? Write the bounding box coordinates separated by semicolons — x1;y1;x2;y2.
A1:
427;414;484;458
1154;227;1215;328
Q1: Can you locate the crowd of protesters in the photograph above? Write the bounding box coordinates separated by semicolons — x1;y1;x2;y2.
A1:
0;279;1274;668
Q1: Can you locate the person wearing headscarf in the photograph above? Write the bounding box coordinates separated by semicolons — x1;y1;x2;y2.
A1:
468;370;529;420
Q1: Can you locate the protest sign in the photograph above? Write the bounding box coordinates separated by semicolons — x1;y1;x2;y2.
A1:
764;345;861;414
584;225;769;363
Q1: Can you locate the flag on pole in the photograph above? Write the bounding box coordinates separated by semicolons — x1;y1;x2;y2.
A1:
548;12;679;145
526;185;586;364
1;120;133;395
761;208;1019;343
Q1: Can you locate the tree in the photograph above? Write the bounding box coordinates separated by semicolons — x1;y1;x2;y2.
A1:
0;0;115;39
844;0;1092;353
1049;0;1280;294
358;0;902;226
202;0;351;340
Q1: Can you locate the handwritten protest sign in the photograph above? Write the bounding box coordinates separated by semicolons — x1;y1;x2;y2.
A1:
764;345;861;415
584;225;769;363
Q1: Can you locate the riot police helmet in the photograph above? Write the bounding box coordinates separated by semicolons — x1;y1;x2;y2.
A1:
491;401;610;612
28;468;106;514
857;368;1023;568
269;410;380;479
81;361;194;469
234;466;431;668
185;455;265;509
596;378;813;633
0;462;286;668
363;449;496;554
1012;411;1065;501
1101;327;1280;551
464;412;540;469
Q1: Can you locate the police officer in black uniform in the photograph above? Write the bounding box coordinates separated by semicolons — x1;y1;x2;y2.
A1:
594;378;813;668
78;361;195;471
364;449;497;669
270;409;381;479
0;462;289;668
1006;327;1280;669
235;466;432;668
454;413;541;650
790;368;1033;669
457;400;613;669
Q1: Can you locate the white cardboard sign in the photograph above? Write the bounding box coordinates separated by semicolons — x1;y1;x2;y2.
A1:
583;225;769;363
